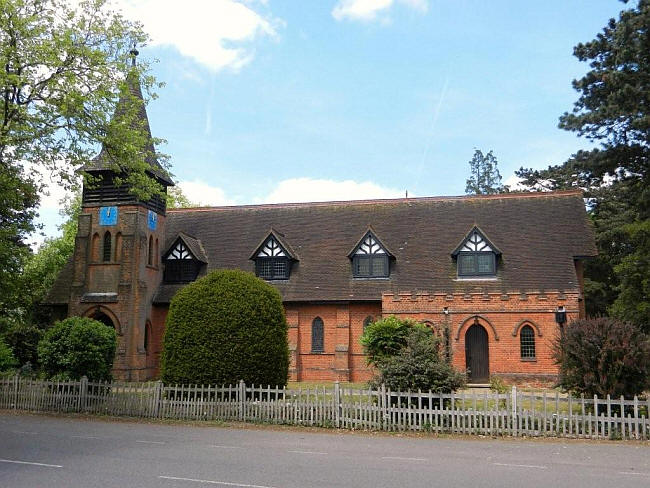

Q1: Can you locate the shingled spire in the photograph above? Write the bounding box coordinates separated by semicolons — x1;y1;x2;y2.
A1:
81;47;173;213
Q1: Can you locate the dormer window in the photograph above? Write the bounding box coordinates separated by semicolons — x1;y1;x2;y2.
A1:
163;237;205;283
349;231;392;278
452;227;500;278
251;233;295;280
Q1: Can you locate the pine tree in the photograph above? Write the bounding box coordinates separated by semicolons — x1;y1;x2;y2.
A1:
465;149;506;195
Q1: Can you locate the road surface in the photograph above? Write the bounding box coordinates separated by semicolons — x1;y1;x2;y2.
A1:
0;413;648;487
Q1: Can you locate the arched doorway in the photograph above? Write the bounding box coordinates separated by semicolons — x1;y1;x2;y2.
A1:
91;311;115;328
465;323;489;383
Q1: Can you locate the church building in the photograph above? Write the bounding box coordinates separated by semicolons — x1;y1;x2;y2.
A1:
45;63;598;386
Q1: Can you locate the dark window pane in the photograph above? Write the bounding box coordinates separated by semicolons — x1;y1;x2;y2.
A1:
256;258;289;280
478;253;494;274
458;254;476;275
311;317;324;352
354;256;369;276
371;256;386;276
164;260;200;283
102;232;111;262
273;260;287;278
258;260;272;278
520;325;536;358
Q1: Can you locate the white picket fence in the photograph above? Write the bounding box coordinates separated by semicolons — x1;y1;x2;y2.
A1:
1;376;648;440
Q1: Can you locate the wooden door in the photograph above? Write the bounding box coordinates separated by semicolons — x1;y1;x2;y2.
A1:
465;323;489;382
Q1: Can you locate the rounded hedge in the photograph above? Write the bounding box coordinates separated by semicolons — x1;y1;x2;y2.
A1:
38;317;117;381
161;269;289;386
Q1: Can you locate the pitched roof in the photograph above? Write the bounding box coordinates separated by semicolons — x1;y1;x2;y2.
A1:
154;190;596;303
81;70;174;186
163;232;208;263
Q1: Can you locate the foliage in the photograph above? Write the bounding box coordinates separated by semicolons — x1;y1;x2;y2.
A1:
516;1;650;325
360;316;418;365
465;149;506;195
369;327;466;392
3;323;42;366
553;317;650;398
166;186;196;208
0;337;18;372
161;270;289;386
489;376;509;394
37;317;116;381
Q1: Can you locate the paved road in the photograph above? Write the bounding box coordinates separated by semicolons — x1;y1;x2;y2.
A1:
0;413;648;488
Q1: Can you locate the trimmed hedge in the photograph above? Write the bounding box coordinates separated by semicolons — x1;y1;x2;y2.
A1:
161;269;289;386
37;317;116;381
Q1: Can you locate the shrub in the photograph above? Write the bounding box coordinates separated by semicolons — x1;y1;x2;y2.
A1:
161;269;289;386
554;317;650;397
369;327;466;392
38;317;116;381
3;323;43;367
0;338;18;372
361;316;419;365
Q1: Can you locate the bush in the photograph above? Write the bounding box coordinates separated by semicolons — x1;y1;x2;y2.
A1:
38;317;116;381
161;269;289;386
3;323;43;367
369;327;466;392
554;317;650;397
361;316;418;365
0;338;18;372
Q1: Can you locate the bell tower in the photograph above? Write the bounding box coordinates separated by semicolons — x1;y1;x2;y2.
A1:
67;48;174;380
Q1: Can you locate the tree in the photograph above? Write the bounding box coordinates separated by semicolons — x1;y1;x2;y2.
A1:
161;270;289;386
465;149;506;195
0;0;167;327
0;338;18;372
360;316;418;365
37;316;117;381
516;1;650;325
553;317;650;398
368;326;466;392
167;186;196;209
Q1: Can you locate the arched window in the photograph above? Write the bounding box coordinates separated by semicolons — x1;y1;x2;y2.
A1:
311;317;324;353
363;316;374;332
155;238;159;266
102;231;112;262
148;236;153;266
520;325;536;359
144;322;151;354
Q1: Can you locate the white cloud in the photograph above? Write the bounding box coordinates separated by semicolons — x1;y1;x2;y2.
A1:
260;177;405;203
504;174;526;191
332;0;427;22
177;180;238;206
115;0;283;72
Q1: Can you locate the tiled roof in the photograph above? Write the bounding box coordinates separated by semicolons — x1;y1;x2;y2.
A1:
45;190;597;306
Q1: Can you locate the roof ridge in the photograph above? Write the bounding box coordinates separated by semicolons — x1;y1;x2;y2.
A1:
167;189;584;213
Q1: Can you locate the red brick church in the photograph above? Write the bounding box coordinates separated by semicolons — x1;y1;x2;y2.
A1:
46;69;597;386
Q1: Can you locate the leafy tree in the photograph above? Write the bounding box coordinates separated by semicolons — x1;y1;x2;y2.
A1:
0;338;18;372
167;186;196;209
516;1;650;325
553;317;650;398
465;149;506;195
360;316;417;365
369;327;466;392
161;270;289;386
37;316;116;381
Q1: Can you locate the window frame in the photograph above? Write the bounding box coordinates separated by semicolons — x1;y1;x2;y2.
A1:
311;317;324;353
352;254;389;278
457;251;496;277
255;256;291;280
519;325;536;360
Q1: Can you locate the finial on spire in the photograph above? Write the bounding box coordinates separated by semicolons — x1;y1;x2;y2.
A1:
129;43;139;67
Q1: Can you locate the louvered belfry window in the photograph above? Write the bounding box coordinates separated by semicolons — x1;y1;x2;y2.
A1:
255;236;290;280
353;233;389;278
457;230;496;277
164;240;200;283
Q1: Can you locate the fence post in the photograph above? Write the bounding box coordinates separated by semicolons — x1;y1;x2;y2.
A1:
239;380;245;421
12;374;19;409
334;381;340;428
79;376;88;412
152;381;163;418
511;386;517;437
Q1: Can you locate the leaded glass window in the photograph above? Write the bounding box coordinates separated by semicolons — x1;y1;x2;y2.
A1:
255;236;290;280
456;231;496;277
353;233;389;278
520;325;536;359
311;317;324;353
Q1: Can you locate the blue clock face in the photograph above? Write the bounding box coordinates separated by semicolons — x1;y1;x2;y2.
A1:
99;206;118;226
147;210;158;231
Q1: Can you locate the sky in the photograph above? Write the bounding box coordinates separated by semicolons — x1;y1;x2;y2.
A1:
33;0;626;245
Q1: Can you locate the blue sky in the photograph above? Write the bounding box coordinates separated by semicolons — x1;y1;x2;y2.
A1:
34;0;626;244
